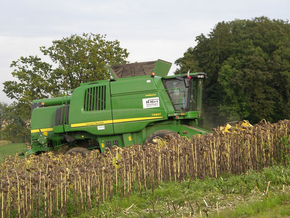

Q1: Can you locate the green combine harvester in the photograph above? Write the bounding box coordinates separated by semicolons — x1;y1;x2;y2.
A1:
26;60;209;156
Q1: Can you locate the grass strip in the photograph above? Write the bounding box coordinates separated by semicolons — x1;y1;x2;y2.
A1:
76;166;290;218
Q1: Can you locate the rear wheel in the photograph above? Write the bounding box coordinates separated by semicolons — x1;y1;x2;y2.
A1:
65;147;89;157
145;130;179;144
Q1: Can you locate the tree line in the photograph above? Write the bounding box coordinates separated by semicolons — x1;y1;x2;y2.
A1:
1;17;290;142
175;16;290;128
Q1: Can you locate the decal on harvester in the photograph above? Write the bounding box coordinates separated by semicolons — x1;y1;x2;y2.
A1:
71;120;113;128
142;97;160;109
97;125;105;130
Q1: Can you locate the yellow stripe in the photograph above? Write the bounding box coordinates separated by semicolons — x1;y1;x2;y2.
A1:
71;116;163;128
113;116;163;123
31;128;53;133
31;116;164;132
71;120;113;128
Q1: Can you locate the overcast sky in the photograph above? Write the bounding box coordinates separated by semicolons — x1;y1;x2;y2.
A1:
1;0;289;104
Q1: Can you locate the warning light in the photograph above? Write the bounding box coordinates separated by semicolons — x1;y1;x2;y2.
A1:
151;72;155;77
41;102;45;106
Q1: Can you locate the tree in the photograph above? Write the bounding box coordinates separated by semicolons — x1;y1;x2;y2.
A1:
0;102;9;140
3;33;129;104
0;102;30;143
40;33;129;90
219;46;277;124
4;56;53;103
175;17;290;127
268;38;290;121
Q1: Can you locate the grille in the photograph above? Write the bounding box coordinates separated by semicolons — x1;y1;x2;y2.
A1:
84;86;106;111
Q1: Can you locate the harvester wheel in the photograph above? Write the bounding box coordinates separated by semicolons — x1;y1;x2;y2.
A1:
65;147;89;157
145;130;179;144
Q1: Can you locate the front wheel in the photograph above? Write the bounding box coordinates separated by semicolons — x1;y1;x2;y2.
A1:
145;130;179;144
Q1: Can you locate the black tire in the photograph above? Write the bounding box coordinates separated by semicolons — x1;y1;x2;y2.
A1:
145;130;179;144
65;147;89;157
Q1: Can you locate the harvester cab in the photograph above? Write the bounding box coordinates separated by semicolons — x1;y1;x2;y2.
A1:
26;59;209;156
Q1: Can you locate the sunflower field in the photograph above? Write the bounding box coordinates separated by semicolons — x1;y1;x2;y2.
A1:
0;119;290;217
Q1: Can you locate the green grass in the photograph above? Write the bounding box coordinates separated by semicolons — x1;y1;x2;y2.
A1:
75;166;290;218
214;193;290;218
0;142;26;162
0;140;12;146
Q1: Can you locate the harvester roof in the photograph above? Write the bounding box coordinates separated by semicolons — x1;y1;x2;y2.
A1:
108;59;172;79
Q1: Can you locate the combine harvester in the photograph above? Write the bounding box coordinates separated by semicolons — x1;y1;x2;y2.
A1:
26;60;209;155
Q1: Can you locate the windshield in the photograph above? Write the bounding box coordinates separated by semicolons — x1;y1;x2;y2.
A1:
163;78;202;112
163;79;189;112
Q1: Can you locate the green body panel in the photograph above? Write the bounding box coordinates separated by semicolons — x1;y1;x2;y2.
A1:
68;81;114;135
152;60;172;77
111;76;168;134
111;76;156;94
27;60;209;156
30;106;58;130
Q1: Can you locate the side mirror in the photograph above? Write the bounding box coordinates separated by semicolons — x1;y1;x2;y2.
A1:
184;78;190;88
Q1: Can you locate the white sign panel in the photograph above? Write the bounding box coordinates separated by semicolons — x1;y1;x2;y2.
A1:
142;97;160;109
97;125;105;130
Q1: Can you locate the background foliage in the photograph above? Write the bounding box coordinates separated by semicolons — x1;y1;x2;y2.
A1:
0;102;30;142
175;17;290;128
1;33;129;142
